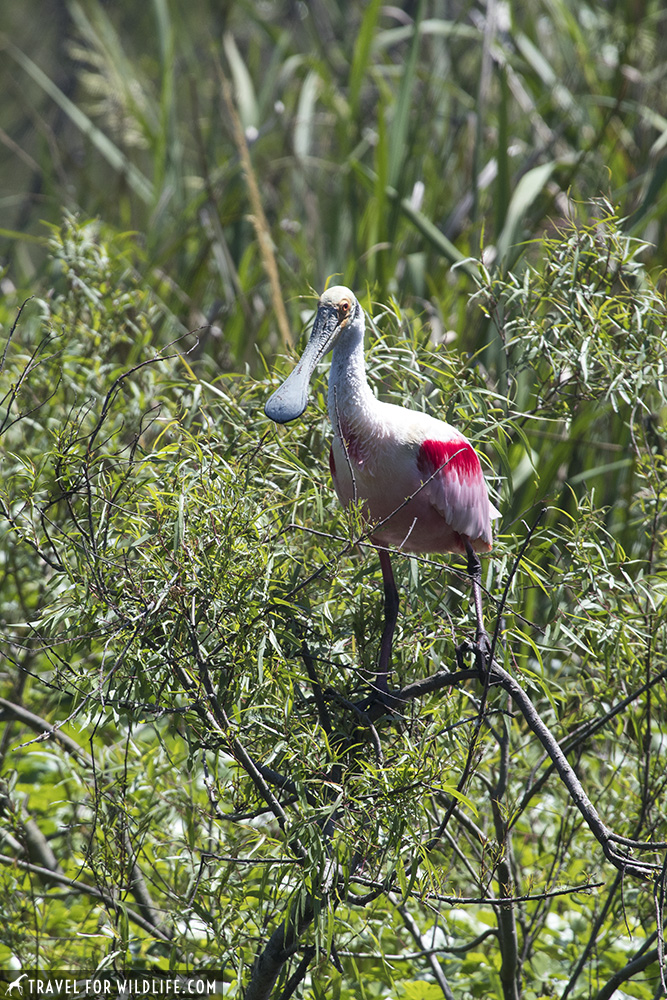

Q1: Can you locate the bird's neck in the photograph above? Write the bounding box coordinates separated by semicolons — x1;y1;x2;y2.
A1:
328;325;378;435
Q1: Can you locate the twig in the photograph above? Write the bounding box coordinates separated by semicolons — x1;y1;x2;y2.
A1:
1;297;34;374
1;697;170;935
489;660;660;879
489;507;546;665
276;946;316;1000
330;691;384;765
246;898;316;1000
337;927;498;959
592;941;661;1000
0;697;92;765
516;663;667;850
176;633;310;860
300;640;332;734
0;853;175;947
391;895;455;1000
349;873;604;906
655;854;667;994
490;716;520;1000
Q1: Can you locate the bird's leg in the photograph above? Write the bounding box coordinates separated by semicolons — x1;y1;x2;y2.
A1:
376;548;399;695
465;540;490;659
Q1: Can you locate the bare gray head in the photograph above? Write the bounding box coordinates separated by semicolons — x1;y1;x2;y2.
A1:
265;286;362;423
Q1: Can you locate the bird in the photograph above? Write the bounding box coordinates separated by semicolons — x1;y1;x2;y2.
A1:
265;285;500;695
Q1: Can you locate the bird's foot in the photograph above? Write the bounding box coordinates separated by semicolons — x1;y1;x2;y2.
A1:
476;627;492;660
456;631;493;680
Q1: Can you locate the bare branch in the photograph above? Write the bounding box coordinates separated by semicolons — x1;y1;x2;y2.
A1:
488;660;660;879
1;697;171;937
390;894;455;1000
593;941;660;1000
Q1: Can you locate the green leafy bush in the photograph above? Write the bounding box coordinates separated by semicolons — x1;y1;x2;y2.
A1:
1;209;666;998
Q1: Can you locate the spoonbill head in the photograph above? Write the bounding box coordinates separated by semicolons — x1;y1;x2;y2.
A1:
265;286;359;424
265;286;499;692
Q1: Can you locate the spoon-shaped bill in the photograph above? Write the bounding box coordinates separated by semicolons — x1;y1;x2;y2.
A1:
265;306;339;424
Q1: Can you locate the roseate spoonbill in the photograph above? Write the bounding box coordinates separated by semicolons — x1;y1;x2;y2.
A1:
265;286;499;694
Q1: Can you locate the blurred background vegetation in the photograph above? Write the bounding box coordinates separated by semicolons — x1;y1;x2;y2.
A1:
3;0;667;363
2;1;667;996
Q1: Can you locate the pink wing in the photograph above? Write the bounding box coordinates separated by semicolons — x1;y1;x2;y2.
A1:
417;437;494;549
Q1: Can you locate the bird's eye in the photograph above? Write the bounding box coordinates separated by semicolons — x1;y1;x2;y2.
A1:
339;300;351;317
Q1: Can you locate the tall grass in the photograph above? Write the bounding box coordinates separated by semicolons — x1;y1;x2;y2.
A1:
2;0;667;365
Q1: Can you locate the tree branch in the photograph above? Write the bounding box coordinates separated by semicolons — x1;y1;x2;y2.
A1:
0;697;172;937
245;897;316;1000
490;716;520;1000
488;660;660;879
593;943;659;1000
390;894;455;1000
0;852;176;947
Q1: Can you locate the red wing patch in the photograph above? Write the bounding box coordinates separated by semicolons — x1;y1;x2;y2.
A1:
417;438;481;481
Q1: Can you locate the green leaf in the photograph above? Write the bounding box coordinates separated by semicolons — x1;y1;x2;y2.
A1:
348;0;383;116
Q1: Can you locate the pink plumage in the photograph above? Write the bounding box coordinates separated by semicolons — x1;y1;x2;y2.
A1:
327;397;497;557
